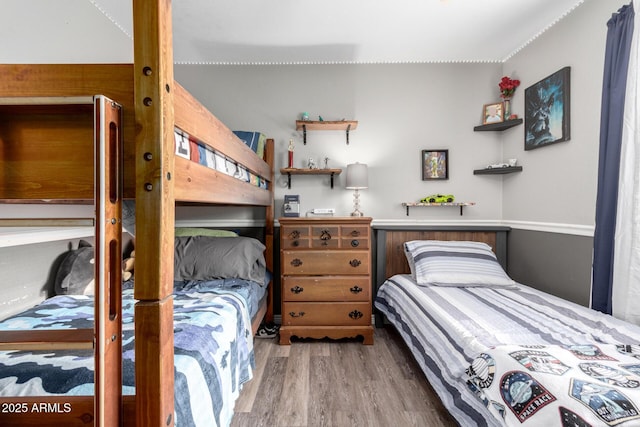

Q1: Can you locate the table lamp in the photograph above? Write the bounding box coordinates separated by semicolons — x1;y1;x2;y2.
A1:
345;162;368;217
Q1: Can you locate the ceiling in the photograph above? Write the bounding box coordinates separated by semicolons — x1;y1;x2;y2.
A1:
1;0;586;65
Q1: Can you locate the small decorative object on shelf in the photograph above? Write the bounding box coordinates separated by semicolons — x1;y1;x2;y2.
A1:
499;75;520;120
288;139;295;168
420;194;455;203
402;201;476;216
473;159;522;175
301;112;309;121
307;157;316;169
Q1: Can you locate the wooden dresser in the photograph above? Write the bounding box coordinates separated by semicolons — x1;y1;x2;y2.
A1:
278;217;374;345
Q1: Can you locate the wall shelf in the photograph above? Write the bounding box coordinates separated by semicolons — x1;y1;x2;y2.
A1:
280;168;342;189
473;118;523;132
295;120;358;144
401;202;476;216
474;166;523;175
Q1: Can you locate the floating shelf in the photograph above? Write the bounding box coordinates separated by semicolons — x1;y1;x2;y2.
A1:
295;120;358;144
401;202;476;216
474;166;523;175
473;118;523;132
280;168;342;189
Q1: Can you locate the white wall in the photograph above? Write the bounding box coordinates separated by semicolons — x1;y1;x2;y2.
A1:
175;0;625;232
501;0;625;229
176;63;509;222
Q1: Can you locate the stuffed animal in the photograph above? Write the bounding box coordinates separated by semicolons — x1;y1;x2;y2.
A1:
54;242;135;296
54;240;95;295
123;250;135;281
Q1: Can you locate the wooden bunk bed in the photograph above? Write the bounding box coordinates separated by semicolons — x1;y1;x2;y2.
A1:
0;1;274;426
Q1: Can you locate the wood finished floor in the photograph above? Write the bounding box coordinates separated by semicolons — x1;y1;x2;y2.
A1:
231;326;459;427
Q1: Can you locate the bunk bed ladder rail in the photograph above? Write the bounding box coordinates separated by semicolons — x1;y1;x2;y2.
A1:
0;95;124;426
94;95;124;427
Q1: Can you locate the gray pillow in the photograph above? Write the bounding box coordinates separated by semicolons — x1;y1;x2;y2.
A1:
54;240;94;295
174;236;266;285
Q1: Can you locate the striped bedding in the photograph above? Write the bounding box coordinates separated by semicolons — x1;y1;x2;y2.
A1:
375;274;640;427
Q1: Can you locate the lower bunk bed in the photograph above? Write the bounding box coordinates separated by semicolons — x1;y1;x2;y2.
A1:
375;239;640;427
0;233;271;427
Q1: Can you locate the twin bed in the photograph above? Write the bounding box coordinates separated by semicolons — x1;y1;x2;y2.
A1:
0;2;274;426
375;232;640;427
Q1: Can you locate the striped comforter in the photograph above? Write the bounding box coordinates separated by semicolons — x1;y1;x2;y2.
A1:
375;274;640;427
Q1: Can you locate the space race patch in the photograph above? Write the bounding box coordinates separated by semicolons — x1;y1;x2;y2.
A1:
500;370;557;422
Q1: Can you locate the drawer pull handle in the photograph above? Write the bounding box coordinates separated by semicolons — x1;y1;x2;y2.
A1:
289;311;305;318
349;259;362;268
349;310;363;320
291;258;303;267
350;230;361;237
292;240;300;247
350;286;363;294
291;286;304;294
289;230;300;239
350;239;359;247
320;229;332;240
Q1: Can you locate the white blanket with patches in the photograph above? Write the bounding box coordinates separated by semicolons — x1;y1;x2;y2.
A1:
466;344;640;426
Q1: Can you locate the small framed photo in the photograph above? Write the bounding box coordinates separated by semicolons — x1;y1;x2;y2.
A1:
483;102;504;124
422;149;449;180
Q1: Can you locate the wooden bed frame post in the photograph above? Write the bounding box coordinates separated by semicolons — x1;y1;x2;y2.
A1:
94;96;124;427
133;0;176;426
264;139;275;323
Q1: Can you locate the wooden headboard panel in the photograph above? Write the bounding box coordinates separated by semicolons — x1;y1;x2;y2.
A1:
374;227;510;289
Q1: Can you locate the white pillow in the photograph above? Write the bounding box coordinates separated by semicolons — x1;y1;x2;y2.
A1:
404;240;516;287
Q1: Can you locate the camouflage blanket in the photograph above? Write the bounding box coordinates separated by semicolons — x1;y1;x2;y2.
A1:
0;285;255;427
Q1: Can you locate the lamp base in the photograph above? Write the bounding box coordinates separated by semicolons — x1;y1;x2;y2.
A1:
350;210;364;217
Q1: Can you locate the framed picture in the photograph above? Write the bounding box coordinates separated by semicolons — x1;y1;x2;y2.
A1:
524;66;571;150
422;149;449;180
482;102;504;124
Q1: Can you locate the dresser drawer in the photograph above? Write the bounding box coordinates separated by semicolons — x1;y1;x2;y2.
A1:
282;302;371;326
282;250;370;275
340;236;369;249
281;225;310;249
282;276;370;302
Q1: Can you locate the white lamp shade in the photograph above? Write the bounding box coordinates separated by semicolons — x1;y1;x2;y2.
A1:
345;163;368;189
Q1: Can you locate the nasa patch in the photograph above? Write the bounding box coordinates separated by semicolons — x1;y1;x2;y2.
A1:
467;352;496;389
570;378;640;425
509;349;570;376
500;370;556;422
564;344;617;361
578;362;640;388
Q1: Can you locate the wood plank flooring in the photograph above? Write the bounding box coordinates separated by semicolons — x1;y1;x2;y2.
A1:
231;326;459;427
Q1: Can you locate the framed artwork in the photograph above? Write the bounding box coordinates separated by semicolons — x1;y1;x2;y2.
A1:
524;66;571;150
483;102;504;124
422;149;449;180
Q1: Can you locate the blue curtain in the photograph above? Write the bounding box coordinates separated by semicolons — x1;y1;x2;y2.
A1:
592;2;635;314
